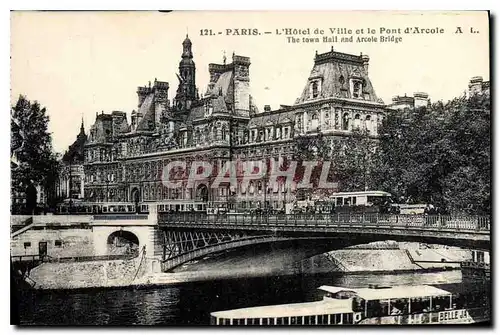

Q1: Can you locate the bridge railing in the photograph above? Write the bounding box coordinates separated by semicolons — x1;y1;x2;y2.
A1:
11;252;139;264
93;214;149;220
157;213;490;232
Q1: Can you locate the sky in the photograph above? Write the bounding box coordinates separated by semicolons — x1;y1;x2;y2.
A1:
11;11;489;153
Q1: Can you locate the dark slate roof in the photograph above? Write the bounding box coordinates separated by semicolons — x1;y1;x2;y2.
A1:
62;132;87;164
248;109;295;128
208;71;233;104
295;50;379;104
136;93;156;131
86;114;113;145
186;104;205;122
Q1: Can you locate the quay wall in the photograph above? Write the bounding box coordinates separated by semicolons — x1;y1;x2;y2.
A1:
321;248;471;273
29;255;149;290
11;228;94;258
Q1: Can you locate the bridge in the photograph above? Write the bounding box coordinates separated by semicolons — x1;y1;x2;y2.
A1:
11;211;490;275
156;213;490;272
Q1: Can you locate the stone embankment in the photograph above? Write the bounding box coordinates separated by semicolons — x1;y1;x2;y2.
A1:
25;245;471;290
29;255;148;290
322;248;471;273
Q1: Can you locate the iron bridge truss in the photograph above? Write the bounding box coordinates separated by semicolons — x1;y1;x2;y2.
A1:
159;230;278;271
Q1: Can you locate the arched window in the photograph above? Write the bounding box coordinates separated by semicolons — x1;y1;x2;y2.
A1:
311;112;319;130
342;113;350;130
365;115;372;132
354;114;361;129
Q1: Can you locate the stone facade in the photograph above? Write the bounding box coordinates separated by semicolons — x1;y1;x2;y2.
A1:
56;119;87;201
11;228;94;258
80;37;386;211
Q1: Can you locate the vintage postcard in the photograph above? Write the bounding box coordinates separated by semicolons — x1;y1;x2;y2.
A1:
10;11;490;326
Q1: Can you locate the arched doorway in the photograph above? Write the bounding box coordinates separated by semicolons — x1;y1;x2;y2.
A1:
131;188;140;213
106;230;139;256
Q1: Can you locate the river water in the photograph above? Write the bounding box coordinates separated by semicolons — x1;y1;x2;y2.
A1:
14;270;468;325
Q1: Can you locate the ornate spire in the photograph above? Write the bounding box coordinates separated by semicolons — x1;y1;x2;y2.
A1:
79;117;85;135
182;34;193;59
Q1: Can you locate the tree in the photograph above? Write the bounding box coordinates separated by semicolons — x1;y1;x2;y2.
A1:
11;95;60;213
373;92;490;214
293;128;378;196
329;128;378;192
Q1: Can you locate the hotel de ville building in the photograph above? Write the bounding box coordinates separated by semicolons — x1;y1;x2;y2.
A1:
58;35;388;213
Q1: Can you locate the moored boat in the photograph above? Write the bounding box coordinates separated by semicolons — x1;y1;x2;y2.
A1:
210;284;490;325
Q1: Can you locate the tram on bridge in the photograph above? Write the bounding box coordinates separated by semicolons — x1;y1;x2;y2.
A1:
55;200;208;215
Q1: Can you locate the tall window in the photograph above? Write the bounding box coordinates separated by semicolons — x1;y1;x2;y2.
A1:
353;81;362;98
354;114;361;129
365;115;372;132
221;126;227;141
312;81;319;98
311;112;319;130
342;113;350;130
195;129;201;144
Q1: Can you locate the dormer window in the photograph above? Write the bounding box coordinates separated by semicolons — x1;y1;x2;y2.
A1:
309;79;322;99
352;80;363;99
312;81;318;98
204;100;213;116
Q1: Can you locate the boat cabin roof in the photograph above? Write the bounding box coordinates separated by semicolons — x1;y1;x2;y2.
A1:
211;299;353;319
319;285;452;301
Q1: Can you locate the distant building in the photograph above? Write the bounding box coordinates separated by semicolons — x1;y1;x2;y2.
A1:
468;76;490;97
388;92;430;111
55;119;87;201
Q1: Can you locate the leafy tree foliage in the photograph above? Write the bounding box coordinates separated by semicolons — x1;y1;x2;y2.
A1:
11;95;60;211
293;128;377;198
374;92;490;214
292;91;490;215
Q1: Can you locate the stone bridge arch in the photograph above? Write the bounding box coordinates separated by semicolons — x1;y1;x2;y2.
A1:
92;225;155;257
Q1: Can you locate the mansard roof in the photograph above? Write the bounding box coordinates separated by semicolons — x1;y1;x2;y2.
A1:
86;113;113;145
248;109;295;128
295;50;379;105
208;71;233;103
136;93;156;131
